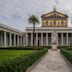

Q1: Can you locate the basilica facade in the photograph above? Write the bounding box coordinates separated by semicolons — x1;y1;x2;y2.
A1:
25;9;72;46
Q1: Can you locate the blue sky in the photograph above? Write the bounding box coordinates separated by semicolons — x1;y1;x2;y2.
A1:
0;0;72;31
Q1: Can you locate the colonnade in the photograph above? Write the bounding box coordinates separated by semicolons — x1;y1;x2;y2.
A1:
26;33;51;46
58;33;72;46
26;33;72;46
0;31;25;47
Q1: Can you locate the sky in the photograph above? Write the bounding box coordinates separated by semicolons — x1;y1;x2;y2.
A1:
0;0;72;31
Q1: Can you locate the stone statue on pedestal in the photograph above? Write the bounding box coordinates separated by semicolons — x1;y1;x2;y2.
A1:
52;31;57;50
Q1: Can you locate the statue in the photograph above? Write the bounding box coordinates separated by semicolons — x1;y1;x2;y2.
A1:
52;31;57;44
51;31;57;50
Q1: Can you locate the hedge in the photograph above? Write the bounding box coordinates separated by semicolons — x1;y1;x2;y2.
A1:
58;46;72;49
61;49;72;64
0;46;51;50
0;48;48;72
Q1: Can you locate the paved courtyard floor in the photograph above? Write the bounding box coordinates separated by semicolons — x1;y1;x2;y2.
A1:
30;49;72;72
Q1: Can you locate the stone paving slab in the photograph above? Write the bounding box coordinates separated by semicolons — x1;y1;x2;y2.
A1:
30;49;72;72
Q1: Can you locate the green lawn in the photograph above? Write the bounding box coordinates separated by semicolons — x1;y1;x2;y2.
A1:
0;50;34;61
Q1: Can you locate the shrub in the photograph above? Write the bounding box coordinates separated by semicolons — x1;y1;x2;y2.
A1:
0;46;51;50
58;46;72;49
61;49;72;64
0;48;48;72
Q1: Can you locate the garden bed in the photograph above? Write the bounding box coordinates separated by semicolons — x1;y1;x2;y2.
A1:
0;47;48;72
61;48;72;64
58;46;72;49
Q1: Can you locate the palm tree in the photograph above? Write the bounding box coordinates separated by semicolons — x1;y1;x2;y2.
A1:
28;15;39;46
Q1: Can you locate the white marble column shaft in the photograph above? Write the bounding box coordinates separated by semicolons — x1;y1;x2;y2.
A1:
46;33;48;46
9;33;12;47
4;31;7;47
14;34;16;46
36;33;38;46
66;33;68;46
61;33;63;46
26;33;28;46
1;33;3;47
41;33;43;46
20;36;22;46
31;33;33;46
17;35;19;46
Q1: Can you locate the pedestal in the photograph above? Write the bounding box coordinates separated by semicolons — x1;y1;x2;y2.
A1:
51;44;57;51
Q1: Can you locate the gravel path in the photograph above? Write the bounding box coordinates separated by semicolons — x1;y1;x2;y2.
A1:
30;49;72;72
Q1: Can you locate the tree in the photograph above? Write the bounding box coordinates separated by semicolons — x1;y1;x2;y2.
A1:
28;15;39;46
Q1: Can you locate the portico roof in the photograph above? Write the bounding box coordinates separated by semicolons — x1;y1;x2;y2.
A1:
0;23;23;34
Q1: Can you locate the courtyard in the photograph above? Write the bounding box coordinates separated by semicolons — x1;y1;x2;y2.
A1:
0;0;72;72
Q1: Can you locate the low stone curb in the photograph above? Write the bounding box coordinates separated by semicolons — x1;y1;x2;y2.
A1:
26;52;47;72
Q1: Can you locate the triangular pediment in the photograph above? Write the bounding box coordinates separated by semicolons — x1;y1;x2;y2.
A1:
41;11;68;18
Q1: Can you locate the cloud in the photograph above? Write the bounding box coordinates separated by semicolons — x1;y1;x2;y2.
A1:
0;0;72;31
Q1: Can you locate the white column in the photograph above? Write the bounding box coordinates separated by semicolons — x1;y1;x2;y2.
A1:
21;36;23;46
14;34;16;46
57;33;58;46
19;36;20;46
1;33;3;47
20;36;22;46
4;31;7;47
9;33;12;47
31;33;33;46
49;33;53;46
41;33;43;46
23;36;25;46
61;33;63;46
66;33;68;46
36;33;38;46
46;33;48;46
22;36;24;46
24;36;25;46
26;33;28;46
0;33;1;47
71;33;72;46
17;35;19;46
